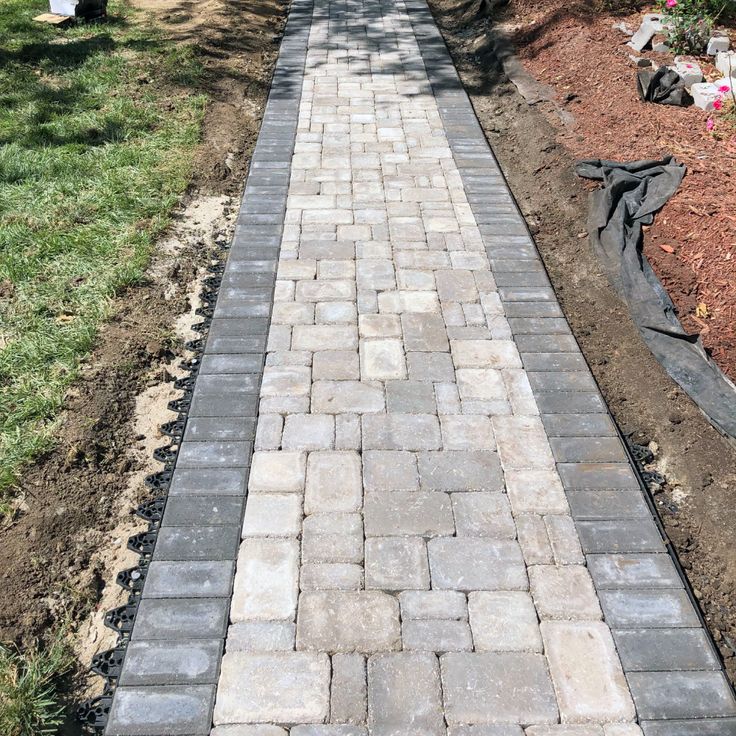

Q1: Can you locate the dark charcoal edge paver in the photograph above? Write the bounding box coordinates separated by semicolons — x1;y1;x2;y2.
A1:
401;0;736;727
103;0;313;732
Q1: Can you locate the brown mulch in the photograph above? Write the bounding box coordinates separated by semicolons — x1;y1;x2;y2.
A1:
505;0;736;379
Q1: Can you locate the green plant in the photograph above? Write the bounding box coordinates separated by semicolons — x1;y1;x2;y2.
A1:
656;0;728;54
0;635;74;736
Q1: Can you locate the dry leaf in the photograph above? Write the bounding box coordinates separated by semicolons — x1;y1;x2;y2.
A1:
55;314;75;325
658;244;675;253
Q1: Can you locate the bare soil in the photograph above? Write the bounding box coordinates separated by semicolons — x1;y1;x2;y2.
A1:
0;0;286;717
427;0;736;683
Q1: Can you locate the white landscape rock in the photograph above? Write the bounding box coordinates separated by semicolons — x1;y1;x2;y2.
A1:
671;56;703;88
716;50;736;77
691;81;726;111
627;13;664;52
707;32;730;56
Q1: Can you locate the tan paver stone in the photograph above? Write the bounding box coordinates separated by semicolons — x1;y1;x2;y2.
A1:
541;621;636;723
515;514;554;565
525;727;603;736
399;590;468;620
441;652;558;725
505;470;569;515
296;591;401;653
402;619;473;652
226;622;295;653
363;413;441;451
364;491;454;537
435;270;477;302
242;494;303;538
365;536;430;590
213;652;330;724
362;450;419;491
305;451;363;514
282;414;335;450
492;417;555;470
401;313;450;352
456;368;506;402
428;537;528;591
249;451;306;493
440;415;494;450
300;563;363;590
331;654;367;725
368;653;445;736
231;538;300;622
212;725;289;735
529;566;602;621
312;381;385;414
451;493;516;538
418;450;503;491
450;340;521;369
447;727;523;736
272;302;315;326
545;515;585;565
313;350;360;381
359;339;406;380
293;325;358;351
359;314;402;338
468;591;543;653
291;726;366;735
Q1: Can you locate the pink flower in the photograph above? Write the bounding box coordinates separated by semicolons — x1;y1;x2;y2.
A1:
719;85;731;93
706;118;715;131
713;98;723;110
666;0;677;7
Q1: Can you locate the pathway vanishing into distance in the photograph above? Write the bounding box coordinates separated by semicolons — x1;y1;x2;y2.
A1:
104;0;736;733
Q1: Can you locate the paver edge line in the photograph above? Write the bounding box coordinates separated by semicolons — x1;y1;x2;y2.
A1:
402;0;736;713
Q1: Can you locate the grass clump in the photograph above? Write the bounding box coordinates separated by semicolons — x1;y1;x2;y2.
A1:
0;635;74;736
0;0;206;512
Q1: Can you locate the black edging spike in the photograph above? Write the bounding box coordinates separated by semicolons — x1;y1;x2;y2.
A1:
91;645;127;680
136;498;165;523
152;444;178;466
116;564;148;593
104;603;138;635
127;530;157;556
77;695;112;731
145;469;173;491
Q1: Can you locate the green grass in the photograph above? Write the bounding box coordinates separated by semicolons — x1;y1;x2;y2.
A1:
0;634;74;736
0;0;206;512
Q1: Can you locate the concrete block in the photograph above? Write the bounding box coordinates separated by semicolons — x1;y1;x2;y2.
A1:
708;32;730;55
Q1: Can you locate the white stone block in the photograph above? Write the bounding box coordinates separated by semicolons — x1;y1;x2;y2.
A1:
716;51;736;77
692;82;723;111
670;57;703;88
708;32;730;56
627;15;663;52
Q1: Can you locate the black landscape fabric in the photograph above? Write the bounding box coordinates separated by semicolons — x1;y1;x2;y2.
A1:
637;66;692;107
575;156;736;440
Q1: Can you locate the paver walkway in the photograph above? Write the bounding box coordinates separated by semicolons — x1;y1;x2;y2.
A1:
104;0;736;733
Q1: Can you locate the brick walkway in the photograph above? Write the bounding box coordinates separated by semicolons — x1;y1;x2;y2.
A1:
104;0;736;733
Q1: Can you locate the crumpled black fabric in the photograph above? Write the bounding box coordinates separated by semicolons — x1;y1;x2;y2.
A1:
637;66;692;106
576;156;736;441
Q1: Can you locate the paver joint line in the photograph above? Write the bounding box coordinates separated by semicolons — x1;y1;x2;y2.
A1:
100;0;736;733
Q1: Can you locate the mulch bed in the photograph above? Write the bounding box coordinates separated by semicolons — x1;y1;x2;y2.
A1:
504;0;736;379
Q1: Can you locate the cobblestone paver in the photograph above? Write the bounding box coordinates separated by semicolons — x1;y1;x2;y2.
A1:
104;0;736;732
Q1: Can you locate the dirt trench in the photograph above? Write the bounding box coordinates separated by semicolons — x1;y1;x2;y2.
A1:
426;0;736;684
